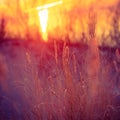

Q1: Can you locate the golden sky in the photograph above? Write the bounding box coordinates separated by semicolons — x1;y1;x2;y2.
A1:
0;0;119;43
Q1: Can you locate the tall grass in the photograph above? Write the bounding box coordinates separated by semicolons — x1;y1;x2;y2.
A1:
0;38;120;119
0;3;120;119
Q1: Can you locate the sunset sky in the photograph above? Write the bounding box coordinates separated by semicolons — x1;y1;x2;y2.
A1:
0;0;119;43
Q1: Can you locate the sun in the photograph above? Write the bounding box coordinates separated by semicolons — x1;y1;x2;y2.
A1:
38;9;48;42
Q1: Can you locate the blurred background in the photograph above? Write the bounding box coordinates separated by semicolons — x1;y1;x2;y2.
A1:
0;0;119;45
0;0;120;120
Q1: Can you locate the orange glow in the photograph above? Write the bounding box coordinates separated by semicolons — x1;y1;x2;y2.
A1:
38;9;48;41
0;0;119;44
37;0;62;41
36;0;62;10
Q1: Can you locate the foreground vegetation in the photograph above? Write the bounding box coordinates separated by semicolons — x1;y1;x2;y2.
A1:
0;38;120;120
0;1;120;119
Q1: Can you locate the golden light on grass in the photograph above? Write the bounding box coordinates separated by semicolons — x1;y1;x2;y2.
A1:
38;9;48;41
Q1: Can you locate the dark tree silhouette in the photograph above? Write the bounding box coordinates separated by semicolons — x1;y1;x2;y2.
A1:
110;1;120;47
0;18;5;41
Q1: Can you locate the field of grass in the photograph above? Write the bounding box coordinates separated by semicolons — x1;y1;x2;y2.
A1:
0;38;120;120
0;0;120;119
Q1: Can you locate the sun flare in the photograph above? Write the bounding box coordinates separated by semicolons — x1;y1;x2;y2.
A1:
38;9;48;41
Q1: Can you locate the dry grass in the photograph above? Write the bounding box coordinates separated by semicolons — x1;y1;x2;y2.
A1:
0;7;120;118
1;40;120;119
